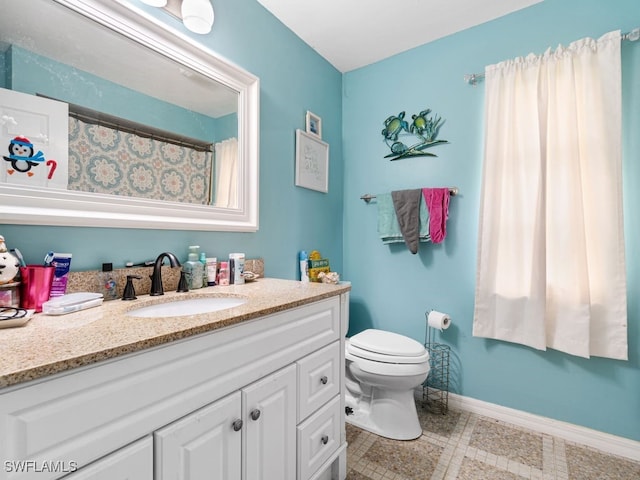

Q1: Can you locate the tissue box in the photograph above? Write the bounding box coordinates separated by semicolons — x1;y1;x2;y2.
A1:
308;258;330;282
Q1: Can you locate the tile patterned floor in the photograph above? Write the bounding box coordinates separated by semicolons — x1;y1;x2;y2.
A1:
345;399;640;480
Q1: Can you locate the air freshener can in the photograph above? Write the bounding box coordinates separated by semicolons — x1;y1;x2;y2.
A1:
229;253;245;285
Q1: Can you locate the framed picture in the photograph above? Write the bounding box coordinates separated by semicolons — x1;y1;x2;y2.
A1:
305;110;322;138
295;129;329;193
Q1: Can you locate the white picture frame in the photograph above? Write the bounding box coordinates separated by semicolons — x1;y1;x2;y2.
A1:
305;110;322;138
295;129;329;193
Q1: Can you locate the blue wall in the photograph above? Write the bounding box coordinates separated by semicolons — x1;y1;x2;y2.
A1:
342;0;640;441
212;112;238;142
0;0;344;277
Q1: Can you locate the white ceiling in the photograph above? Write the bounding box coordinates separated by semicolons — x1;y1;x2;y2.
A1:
256;0;543;72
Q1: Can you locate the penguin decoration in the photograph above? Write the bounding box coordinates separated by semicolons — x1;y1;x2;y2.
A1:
3;136;45;177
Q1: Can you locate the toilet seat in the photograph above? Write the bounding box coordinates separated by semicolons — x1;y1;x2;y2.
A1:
347;329;429;364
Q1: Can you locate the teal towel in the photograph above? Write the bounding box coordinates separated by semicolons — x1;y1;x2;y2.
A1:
377;193;431;245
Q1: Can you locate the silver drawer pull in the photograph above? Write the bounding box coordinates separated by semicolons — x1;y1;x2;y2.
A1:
320;376;328;385
250;409;261;421
321;435;329;445
232;419;243;432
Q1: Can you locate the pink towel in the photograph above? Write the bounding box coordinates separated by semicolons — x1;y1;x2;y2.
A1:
422;188;450;243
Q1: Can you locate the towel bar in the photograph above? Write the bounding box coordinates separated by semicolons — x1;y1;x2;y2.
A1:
360;187;459;203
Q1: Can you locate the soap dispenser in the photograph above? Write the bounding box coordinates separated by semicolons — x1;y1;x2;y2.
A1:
183;246;204;290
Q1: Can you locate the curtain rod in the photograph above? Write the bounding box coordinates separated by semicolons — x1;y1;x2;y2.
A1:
360;187;459;203
464;27;639;86
36;94;214;152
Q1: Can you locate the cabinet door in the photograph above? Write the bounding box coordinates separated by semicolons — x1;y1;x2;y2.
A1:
0;88;68;188
64;436;152;480
242;364;296;480
154;392;242;480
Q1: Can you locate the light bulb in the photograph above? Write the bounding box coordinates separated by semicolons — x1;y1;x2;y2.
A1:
181;0;214;34
139;0;167;7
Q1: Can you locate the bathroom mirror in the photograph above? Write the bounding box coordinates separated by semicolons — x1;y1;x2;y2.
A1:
0;0;259;231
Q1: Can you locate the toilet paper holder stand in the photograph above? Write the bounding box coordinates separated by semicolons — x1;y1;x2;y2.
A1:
423;309;451;414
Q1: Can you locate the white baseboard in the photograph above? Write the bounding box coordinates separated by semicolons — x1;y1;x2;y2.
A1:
441;392;640;462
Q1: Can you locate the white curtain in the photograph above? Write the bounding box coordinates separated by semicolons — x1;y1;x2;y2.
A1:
214;137;238;208
473;31;627;360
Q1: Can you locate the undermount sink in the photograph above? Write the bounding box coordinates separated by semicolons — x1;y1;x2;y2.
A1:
127;297;247;318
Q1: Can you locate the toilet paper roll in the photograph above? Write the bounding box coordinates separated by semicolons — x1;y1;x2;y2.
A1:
428;310;451;331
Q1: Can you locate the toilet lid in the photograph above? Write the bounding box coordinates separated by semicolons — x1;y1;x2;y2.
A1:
348;329;428;363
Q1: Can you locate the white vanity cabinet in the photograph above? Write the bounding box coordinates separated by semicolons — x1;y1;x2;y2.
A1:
0;294;348;480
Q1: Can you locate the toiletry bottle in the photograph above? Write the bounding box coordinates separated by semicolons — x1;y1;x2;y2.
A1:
183;246;204;289
199;251;207;287
206;257;218;286
100;263;118;300
299;250;309;282
218;261;229;286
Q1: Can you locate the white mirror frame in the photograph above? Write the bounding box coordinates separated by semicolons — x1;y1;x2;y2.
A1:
0;0;260;231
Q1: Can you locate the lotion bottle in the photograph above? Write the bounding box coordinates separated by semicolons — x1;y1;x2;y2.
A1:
205;257;218;286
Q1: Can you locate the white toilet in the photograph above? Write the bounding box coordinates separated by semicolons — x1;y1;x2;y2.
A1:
344;328;430;440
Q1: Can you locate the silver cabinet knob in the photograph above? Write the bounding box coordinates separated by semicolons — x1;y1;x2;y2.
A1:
320;376;328;385
250;409;261;421
321;435;329;445
232;419;243;432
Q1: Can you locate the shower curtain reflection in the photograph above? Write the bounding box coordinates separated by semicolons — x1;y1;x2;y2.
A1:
214;137;238;208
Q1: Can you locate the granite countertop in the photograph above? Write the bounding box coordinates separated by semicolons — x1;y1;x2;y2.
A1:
0;278;350;389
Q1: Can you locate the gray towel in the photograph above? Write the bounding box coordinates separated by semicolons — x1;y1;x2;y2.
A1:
391;189;422;254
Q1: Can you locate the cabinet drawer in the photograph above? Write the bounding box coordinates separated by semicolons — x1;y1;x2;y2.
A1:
297;396;341;480
297;341;340;422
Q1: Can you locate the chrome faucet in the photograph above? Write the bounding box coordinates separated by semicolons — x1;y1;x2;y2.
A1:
150;252;181;296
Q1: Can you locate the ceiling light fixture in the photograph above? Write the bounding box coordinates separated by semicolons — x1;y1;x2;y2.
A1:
140;0;214;35
181;0;214;34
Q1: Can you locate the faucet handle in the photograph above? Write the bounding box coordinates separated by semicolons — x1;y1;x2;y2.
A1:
177;271;189;293
122;275;142;301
